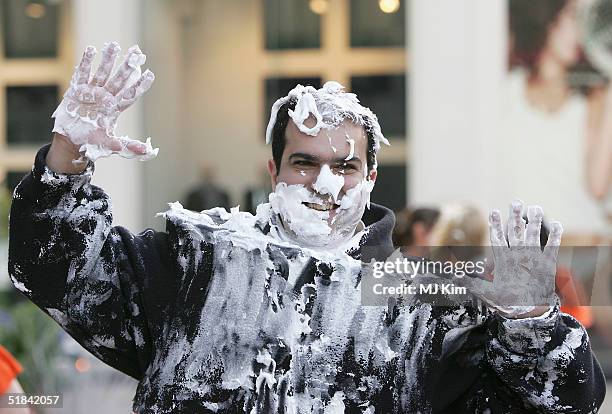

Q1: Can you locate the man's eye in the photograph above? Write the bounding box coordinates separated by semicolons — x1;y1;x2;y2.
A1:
294;160;316;167
334;164;357;173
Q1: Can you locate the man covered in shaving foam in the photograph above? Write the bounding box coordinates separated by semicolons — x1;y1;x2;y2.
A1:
8;43;605;413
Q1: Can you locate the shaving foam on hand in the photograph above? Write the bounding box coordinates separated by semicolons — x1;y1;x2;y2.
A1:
52;42;159;162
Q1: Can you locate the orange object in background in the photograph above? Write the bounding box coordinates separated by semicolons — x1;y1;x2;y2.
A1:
0;346;22;394
556;267;594;329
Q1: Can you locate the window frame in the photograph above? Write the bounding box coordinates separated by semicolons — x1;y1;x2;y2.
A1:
0;0;73;183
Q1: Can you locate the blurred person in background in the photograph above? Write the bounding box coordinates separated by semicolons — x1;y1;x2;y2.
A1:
393;207;439;258
243;166;272;215
426;204;491;278
0;345;30;414
184;162;230;212
428;204;488;255
505;0;612;241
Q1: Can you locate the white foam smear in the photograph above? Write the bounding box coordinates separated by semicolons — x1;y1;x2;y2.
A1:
269;183;333;240
9;274;31;295
311;164;344;203
344;135;355;161
375;337;398;362
265;81;390;154
288;92;323;136
528;326;584;409
324;391;346;413
328;134;337;153
269;177;374;250
79;137;157;162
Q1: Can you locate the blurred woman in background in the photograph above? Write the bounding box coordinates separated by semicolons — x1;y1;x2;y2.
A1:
393;207;440;258
427;204;489;275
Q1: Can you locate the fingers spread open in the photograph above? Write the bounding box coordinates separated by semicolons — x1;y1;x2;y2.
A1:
106;45;147;96
543;220;563;262
75;46;97;85
117;70;155;112
488;210;507;247
91;41;121;87
507;199;525;247
525;205;543;247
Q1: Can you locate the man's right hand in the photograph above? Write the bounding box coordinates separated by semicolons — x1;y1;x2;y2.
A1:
47;42;158;174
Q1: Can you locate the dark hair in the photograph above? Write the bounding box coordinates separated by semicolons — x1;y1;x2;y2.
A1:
393;207;441;247
271;98;377;175
509;0;569;71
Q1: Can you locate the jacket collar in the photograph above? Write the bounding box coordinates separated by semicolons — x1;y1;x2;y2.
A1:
349;202;396;262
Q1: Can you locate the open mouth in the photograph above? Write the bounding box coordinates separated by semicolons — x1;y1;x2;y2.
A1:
302;202;339;212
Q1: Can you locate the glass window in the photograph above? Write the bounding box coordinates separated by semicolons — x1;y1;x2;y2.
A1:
264;76;322;136
264;0;321;50
351;74;406;138
6;85;58;146
2;0;60;58
370;163;407;211
350;0;405;47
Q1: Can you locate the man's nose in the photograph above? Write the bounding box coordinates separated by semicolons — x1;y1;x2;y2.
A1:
311;164;344;202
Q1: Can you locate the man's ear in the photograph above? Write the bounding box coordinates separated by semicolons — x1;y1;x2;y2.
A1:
368;169;377;183
267;159;278;189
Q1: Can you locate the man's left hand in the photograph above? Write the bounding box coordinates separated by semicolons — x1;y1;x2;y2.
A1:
463;200;563;319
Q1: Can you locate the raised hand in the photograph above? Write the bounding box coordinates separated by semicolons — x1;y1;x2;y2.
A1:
52;42;158;161
462;200;563;318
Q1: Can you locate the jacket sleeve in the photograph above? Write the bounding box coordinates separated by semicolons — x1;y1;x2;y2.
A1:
486;305;606;413
8;144;176;380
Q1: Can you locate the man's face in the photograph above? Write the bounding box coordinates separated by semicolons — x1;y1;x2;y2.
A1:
266;117;378;248
268;118;377;224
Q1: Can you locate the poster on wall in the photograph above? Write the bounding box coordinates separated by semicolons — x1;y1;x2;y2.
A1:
501;0;612;242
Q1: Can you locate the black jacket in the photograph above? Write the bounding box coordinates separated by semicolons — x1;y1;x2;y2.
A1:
8;145;606;413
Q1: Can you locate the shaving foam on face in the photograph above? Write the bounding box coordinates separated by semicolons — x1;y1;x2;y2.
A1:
269;183;332;241
288;93;323;136
312;165;344;203
345;136;355;161
269;176;374;250
330;178;374;242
